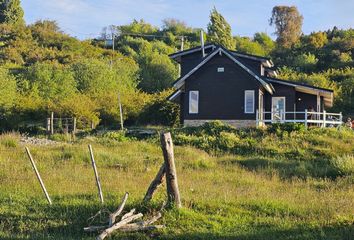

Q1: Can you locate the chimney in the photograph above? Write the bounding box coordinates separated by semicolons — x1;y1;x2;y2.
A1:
200;30;205;58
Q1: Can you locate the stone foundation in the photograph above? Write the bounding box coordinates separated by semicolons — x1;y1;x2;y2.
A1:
184;119;257;128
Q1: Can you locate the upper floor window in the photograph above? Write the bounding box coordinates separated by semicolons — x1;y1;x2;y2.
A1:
189;91;199;114
244;90;255;113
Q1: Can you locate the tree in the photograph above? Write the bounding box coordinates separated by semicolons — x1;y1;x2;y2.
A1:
0;0;24;25
269;6;303;48
0;67;16;115
253;32;275;55
207;7;235;49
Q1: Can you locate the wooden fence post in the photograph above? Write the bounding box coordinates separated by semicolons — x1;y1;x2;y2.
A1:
304;109;308;129
322;110;326;128
160;132;181;208
46;118;51;134
73;117;77;134
88;145;104;204
25;147;52;205
256;109;259;127
50;112;54;135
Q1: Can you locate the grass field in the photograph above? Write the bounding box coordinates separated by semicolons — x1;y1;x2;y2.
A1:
0;125;353;240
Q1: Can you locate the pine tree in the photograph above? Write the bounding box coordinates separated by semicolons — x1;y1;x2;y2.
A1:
0;0;24;25
207;7;235;49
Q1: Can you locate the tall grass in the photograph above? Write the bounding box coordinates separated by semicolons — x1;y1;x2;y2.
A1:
0;126;353;239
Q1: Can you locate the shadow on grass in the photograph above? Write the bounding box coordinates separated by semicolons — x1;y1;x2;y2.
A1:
162;224;353;240
1;194;353;240
220;157;340;179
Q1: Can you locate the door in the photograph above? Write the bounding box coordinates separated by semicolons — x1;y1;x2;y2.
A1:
272;97;286;122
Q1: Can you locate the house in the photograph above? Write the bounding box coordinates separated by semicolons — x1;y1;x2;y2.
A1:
168;44;342;128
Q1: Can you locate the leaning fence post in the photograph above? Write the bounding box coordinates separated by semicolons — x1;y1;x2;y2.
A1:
88;145;104;204
304;109;308;129
160;132;181;208
25;147;52;205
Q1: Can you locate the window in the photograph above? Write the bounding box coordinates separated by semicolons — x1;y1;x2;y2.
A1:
217;67;224;72
244;90;255;113
189;91;199;114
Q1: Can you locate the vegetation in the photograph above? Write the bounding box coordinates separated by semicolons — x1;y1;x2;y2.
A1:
0;124;353;239
207;7;236;49
0;2;352;131
269;6;303;48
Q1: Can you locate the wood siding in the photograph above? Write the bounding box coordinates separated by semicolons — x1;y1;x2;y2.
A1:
182;54;261;120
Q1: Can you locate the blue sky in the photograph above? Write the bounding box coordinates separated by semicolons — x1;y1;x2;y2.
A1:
23;0;354;39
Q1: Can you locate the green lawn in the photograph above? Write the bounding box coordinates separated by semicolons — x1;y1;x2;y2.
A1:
0;127;353;240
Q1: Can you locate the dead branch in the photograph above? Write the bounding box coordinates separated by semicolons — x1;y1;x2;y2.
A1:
108;192;129;226
83;225;107;232
97;213;143;240
143;163;166;202
121;208;136;220
119;224;165;232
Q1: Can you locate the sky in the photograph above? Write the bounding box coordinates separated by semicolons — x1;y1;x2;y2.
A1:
22;0;354;40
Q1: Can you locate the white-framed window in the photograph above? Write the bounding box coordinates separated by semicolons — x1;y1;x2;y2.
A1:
189;91;199;114
217;67;224;72
244;90;255;113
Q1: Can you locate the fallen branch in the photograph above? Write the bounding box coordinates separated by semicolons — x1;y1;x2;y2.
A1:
121;208;136;220
84;225;107;232
143;163;166;202
97;213;143;240
119;224;164;232
108;192;129;226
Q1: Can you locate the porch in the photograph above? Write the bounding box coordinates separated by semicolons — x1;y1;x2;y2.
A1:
256;109;343;128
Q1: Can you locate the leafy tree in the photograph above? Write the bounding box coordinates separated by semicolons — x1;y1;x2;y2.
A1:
0;0;24;25
253;32;275;55
293;52;318;72
308;32;328;49
0;67;16;114
25;63;77;102
207;7;235;49
234;36;266;56
269;6;303;48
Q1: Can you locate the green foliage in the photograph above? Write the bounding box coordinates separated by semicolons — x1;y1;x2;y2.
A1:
330;155;354;176
267;123;305;135
207;7;235;49
0;0;24;25
0;67;16;115
138;89;180;126
292;52;318;72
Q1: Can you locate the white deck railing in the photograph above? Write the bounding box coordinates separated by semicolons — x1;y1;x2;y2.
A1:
256;109;343;128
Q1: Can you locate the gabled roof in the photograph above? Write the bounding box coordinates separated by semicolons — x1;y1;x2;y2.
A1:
169;43;274;67
173;46;274;94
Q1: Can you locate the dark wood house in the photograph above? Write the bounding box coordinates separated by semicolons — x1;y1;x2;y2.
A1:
168;44;342;128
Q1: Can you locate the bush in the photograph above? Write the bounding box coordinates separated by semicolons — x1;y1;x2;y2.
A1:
267;123;305;135
330;155;354;176
102;131;131;142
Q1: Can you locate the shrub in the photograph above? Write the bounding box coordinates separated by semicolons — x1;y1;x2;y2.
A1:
330;155;354;176
102;131;131;142
267;123;305;135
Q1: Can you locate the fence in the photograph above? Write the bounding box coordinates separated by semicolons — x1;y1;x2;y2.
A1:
256;109;343;128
